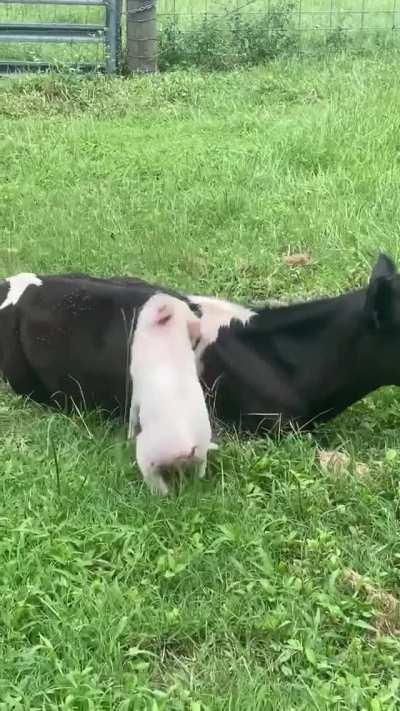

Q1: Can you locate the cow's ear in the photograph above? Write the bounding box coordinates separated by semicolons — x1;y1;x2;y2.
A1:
370;253;396;281
365;254;397;329
365;274;394;330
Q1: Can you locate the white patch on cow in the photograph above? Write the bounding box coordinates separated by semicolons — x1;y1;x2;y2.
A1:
188;295;256;373
0;273;43;310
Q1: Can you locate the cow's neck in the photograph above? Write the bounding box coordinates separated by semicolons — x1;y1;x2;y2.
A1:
307;334;384;423
255;289;386;423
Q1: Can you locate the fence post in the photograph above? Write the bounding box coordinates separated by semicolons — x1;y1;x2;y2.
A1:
126;0;157;73
105;0;120;74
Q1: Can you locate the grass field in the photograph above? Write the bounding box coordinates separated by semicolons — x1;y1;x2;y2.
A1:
1;53;400;709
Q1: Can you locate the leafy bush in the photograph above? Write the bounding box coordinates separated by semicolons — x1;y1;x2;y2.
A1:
158;2;298;71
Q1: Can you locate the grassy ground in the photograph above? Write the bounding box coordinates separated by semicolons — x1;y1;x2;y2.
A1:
1;54;400;709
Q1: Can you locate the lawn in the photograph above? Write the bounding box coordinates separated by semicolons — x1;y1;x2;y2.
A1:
1;53;400;709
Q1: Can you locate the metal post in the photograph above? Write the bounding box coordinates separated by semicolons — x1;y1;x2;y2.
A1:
105;0;118;73
360;0;366;31
126;0;157;73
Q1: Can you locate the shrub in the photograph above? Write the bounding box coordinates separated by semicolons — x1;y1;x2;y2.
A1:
158;2;298;71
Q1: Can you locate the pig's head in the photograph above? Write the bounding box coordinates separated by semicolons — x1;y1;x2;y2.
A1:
139;293;201;347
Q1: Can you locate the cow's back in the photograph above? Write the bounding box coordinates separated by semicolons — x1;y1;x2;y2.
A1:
0;272;189;416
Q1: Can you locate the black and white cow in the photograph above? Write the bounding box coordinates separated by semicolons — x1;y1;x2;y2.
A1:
0;272;190;418
0;253;399;434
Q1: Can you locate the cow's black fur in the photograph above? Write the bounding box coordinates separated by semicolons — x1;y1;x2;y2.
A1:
0;254;399;433
203;253;400;432
0;274;192;417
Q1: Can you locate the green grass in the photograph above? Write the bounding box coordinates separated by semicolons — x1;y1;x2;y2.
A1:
1;54;400;708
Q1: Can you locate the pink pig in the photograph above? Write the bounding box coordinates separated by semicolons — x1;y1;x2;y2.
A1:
129;293;217;496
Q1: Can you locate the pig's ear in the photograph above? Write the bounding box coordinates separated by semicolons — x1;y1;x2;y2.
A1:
187;317;201;345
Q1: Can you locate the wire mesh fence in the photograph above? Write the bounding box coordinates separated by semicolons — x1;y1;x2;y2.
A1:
157;0;400;70
157;0;399;32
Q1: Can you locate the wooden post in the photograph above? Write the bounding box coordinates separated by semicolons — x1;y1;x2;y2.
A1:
126;0;157;73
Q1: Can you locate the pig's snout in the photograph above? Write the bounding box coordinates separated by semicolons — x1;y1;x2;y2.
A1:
176;445;196;461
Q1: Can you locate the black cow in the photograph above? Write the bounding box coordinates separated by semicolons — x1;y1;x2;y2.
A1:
0;254;399;434
204;253;400;432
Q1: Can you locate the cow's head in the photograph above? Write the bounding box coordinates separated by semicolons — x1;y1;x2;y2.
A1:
365;253;400;384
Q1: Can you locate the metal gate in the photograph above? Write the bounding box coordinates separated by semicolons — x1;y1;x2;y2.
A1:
0;0;120;74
